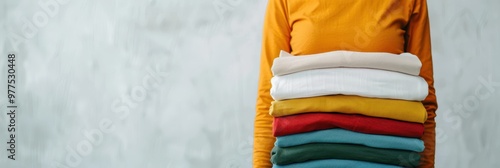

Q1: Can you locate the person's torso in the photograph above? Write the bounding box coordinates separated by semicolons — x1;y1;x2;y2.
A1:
288;0;413;55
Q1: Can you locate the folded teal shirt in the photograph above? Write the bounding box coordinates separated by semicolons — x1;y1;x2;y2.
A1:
275;128;424;152
273;159;403;168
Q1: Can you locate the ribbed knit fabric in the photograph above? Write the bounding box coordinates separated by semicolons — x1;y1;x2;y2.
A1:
272;50;422;76
273;113;424;138
272;159;403;168
270;95;427;123
271;68;428;101
271;143;420;167
275;128;424;152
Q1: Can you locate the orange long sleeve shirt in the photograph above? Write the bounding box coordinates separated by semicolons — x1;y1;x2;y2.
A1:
254;0;437;167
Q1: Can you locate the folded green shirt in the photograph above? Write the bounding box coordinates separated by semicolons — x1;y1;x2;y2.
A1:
271;143;420;167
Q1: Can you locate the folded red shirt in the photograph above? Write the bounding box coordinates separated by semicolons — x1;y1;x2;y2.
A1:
273;113;424;138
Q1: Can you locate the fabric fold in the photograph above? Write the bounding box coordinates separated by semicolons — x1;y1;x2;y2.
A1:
270;95;427;123
270;68;428;101
273;113;424;138
272;50;422;76
275;128;424;152
271;143;420;167
272;159;403;168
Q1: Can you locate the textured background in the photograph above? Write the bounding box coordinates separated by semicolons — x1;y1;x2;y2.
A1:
0;0;499;167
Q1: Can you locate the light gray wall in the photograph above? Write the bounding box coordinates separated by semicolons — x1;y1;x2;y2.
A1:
0;0;499;167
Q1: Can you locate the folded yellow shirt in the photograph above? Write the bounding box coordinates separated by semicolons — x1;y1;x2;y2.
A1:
270;95;427;123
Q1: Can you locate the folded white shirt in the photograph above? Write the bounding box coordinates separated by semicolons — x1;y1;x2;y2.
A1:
272;50;422;76
270;68;428;101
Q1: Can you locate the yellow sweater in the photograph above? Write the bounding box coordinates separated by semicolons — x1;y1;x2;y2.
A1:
270;95;428;123
254;0;437;167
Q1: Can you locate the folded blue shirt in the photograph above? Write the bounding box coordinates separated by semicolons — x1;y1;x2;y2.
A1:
275;128;424;152
272;159;403;168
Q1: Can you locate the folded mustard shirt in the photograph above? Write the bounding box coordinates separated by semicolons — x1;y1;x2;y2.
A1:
270;95;427;123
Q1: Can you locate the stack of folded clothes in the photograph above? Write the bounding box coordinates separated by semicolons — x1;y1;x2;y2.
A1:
269;50;428;168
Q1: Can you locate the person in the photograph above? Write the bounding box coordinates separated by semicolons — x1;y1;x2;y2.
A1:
253;0;438;167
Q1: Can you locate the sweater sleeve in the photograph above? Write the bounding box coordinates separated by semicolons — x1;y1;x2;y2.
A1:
404;0;438;167
253;0;291;167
